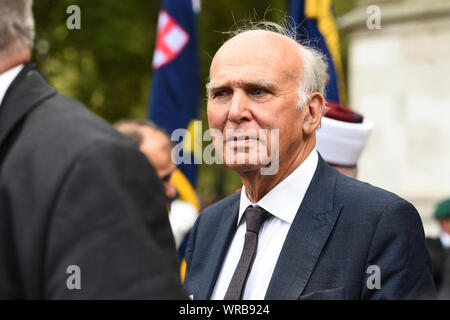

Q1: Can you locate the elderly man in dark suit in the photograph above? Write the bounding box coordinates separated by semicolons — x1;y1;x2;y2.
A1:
426;199;450;299
183;22;436;300
0;0;186;299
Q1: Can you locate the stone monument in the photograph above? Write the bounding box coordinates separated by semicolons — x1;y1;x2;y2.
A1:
339;0;450;236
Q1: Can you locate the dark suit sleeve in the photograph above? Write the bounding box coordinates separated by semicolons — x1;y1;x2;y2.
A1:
361;199;436;299
437;251;450;299
183;212;200;286
43;139;187;299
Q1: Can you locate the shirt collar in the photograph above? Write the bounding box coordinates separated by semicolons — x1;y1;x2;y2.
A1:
440;231;450;249
0;64;24;108
238;149;319;226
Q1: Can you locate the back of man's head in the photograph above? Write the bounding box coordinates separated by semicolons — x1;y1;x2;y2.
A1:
114;119;170;148
0;0;35;58
114;119;177;201
114;119;173;168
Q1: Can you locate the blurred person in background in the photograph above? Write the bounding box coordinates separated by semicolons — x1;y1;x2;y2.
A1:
426;198;450;299
184;22;435;300
315;101;373;179
115;120;199;256
0;0;186;299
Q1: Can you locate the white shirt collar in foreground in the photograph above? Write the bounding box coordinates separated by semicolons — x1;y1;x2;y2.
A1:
440;231;450;249
0;64;24;108
238;149;319;226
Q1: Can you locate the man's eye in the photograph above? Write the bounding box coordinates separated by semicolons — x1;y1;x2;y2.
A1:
251;88;266;95
213;90;227;98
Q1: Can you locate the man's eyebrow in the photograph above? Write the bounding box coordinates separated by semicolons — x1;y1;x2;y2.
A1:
247;80;278;90
205;81;224;92
206;79;277;91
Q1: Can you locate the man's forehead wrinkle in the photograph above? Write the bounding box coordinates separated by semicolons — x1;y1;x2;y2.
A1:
228;30;300;57
215;32;285;60
223;29;297;49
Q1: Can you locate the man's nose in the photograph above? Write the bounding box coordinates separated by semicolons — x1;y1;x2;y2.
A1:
228;91;252;124
165;180;177;201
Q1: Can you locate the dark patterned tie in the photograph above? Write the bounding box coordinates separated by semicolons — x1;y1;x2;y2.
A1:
224;206;268;300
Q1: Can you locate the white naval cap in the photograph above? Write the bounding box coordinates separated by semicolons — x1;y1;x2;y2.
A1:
316;101;374;167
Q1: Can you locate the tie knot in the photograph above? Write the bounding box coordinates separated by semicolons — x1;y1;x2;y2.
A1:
245;206;268;234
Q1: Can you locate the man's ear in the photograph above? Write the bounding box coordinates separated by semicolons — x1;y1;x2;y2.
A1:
302;92;325;135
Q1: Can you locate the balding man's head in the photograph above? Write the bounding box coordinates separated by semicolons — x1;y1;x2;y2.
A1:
207;22;329;110
206;22;328;182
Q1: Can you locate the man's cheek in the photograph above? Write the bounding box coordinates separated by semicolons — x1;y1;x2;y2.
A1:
210;107;229;126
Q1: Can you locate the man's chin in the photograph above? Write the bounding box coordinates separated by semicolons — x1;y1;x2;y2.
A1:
223;159;270;174
221;151;272;173
225;163;262;172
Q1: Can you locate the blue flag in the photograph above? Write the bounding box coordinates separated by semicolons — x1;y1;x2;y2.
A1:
148;0;200;188
289;0;346;104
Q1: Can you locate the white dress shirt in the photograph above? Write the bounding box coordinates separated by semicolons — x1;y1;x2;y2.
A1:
211;149;319;300
0;64;24;108
169;199;199;249
440;231;450;249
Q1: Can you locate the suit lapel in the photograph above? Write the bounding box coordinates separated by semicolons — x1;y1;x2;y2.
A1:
265;156;342;299
197;195;240;299
0;63;56;150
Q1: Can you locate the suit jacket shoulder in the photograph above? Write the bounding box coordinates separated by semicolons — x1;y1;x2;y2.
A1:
332;171;434;299
335;171;404;214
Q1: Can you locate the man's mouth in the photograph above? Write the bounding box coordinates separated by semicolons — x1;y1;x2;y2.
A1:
226;135;259;142
233;136;253;141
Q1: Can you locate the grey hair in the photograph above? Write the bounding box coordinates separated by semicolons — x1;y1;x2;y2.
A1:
0;0;35;54
219;20;330;111
296;45;329;110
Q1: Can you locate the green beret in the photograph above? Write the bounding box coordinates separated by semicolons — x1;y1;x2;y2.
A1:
434;198;450;220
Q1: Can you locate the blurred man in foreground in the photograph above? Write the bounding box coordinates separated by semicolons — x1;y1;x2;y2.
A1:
426;198;450;299
315;101;373;179
0;0;186;299
115;120;199;251
184;22;435;300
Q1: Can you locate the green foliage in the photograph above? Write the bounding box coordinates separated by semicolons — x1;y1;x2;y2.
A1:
34;0;160;122
33;0;357;205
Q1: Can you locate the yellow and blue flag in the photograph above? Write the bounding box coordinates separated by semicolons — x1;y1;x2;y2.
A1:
289;0;346;104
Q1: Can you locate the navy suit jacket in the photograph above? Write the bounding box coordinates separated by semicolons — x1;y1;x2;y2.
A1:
184;156;436;299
